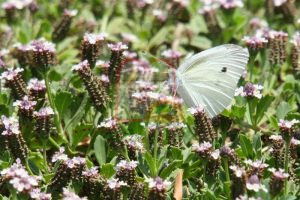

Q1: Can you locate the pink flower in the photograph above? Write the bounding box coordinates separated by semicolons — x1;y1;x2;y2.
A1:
107;178;127;189
0;68;23;81
83;33;106;44
147;177;171;191
235;82;263;99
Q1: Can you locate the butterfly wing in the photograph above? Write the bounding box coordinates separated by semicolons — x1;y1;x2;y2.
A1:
176;44;249;118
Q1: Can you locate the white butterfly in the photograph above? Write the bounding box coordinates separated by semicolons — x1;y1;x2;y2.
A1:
171;44;249;118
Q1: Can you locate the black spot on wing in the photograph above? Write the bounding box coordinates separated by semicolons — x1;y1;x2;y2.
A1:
221;67;227;72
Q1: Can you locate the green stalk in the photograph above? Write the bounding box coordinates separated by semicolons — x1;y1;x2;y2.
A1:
222;158;232;200
49;136;60;150
44;73;67;143
284;138;291;195
153;125;159;176
43;142;49;173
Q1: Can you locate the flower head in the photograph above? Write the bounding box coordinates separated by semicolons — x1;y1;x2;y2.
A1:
242;34;268;50
82;167;99;178
72;60;90;72
273;0;287;7
246;174;267;192
152;9;167;22
1;115;20;135
161;49;182;59
219;0;243;9
30;188;52;200
13;96;36;110
1;159;40;193
147;177;171;191
235;83;263;99
123;134;144;152
166;122;186;131
33;107;54;117
83;33;106;45
98;118;118;129
115;160;138;171
278;119;299;129
192;141;212;156
107;178;127;189
269;168;289;179
135;80;157;92
230;165;246;178
52;147;68;163
27;78;46;92
63;188;87;200
188;106;206;115
27;38;55;53
107;42;128;51
0;68;23;81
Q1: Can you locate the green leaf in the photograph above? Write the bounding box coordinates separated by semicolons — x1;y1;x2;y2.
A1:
276;101;291;119
255;95;274;124
253;133;262;159
239;134;254;159
94;135;106;166
148;26;173;49
71;124;92;148
160;160;182;179
54;91;72;119
101;163;115;178
231;105;246;120
190;36;212;50
144;152;156;177
170;147;183;160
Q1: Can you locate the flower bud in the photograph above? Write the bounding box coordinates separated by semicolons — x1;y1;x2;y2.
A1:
147;177;171;200
278;119;299;141
123;135;144;160
115;160;138;185
27;78;46;100
72;60;109;111
82;167;105;200
268;30;288;66
81;33;106;67
269;168;289;196
230;165;247;199
98;118;124;149
165;122;186;147
188;106;215;143
13;96;36;119
129;183;146;200
0;68;28;99
1;116;28;163
26;38;56;71
52;9;77;42
107;42;128;85
33;107;56;141
104;178;127;200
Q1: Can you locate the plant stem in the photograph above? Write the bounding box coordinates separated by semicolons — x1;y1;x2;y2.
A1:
49;136;60;150
223;158;232;200
43;143;49;173
44;73;67;143
284;138;291;195
153;123;159;176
